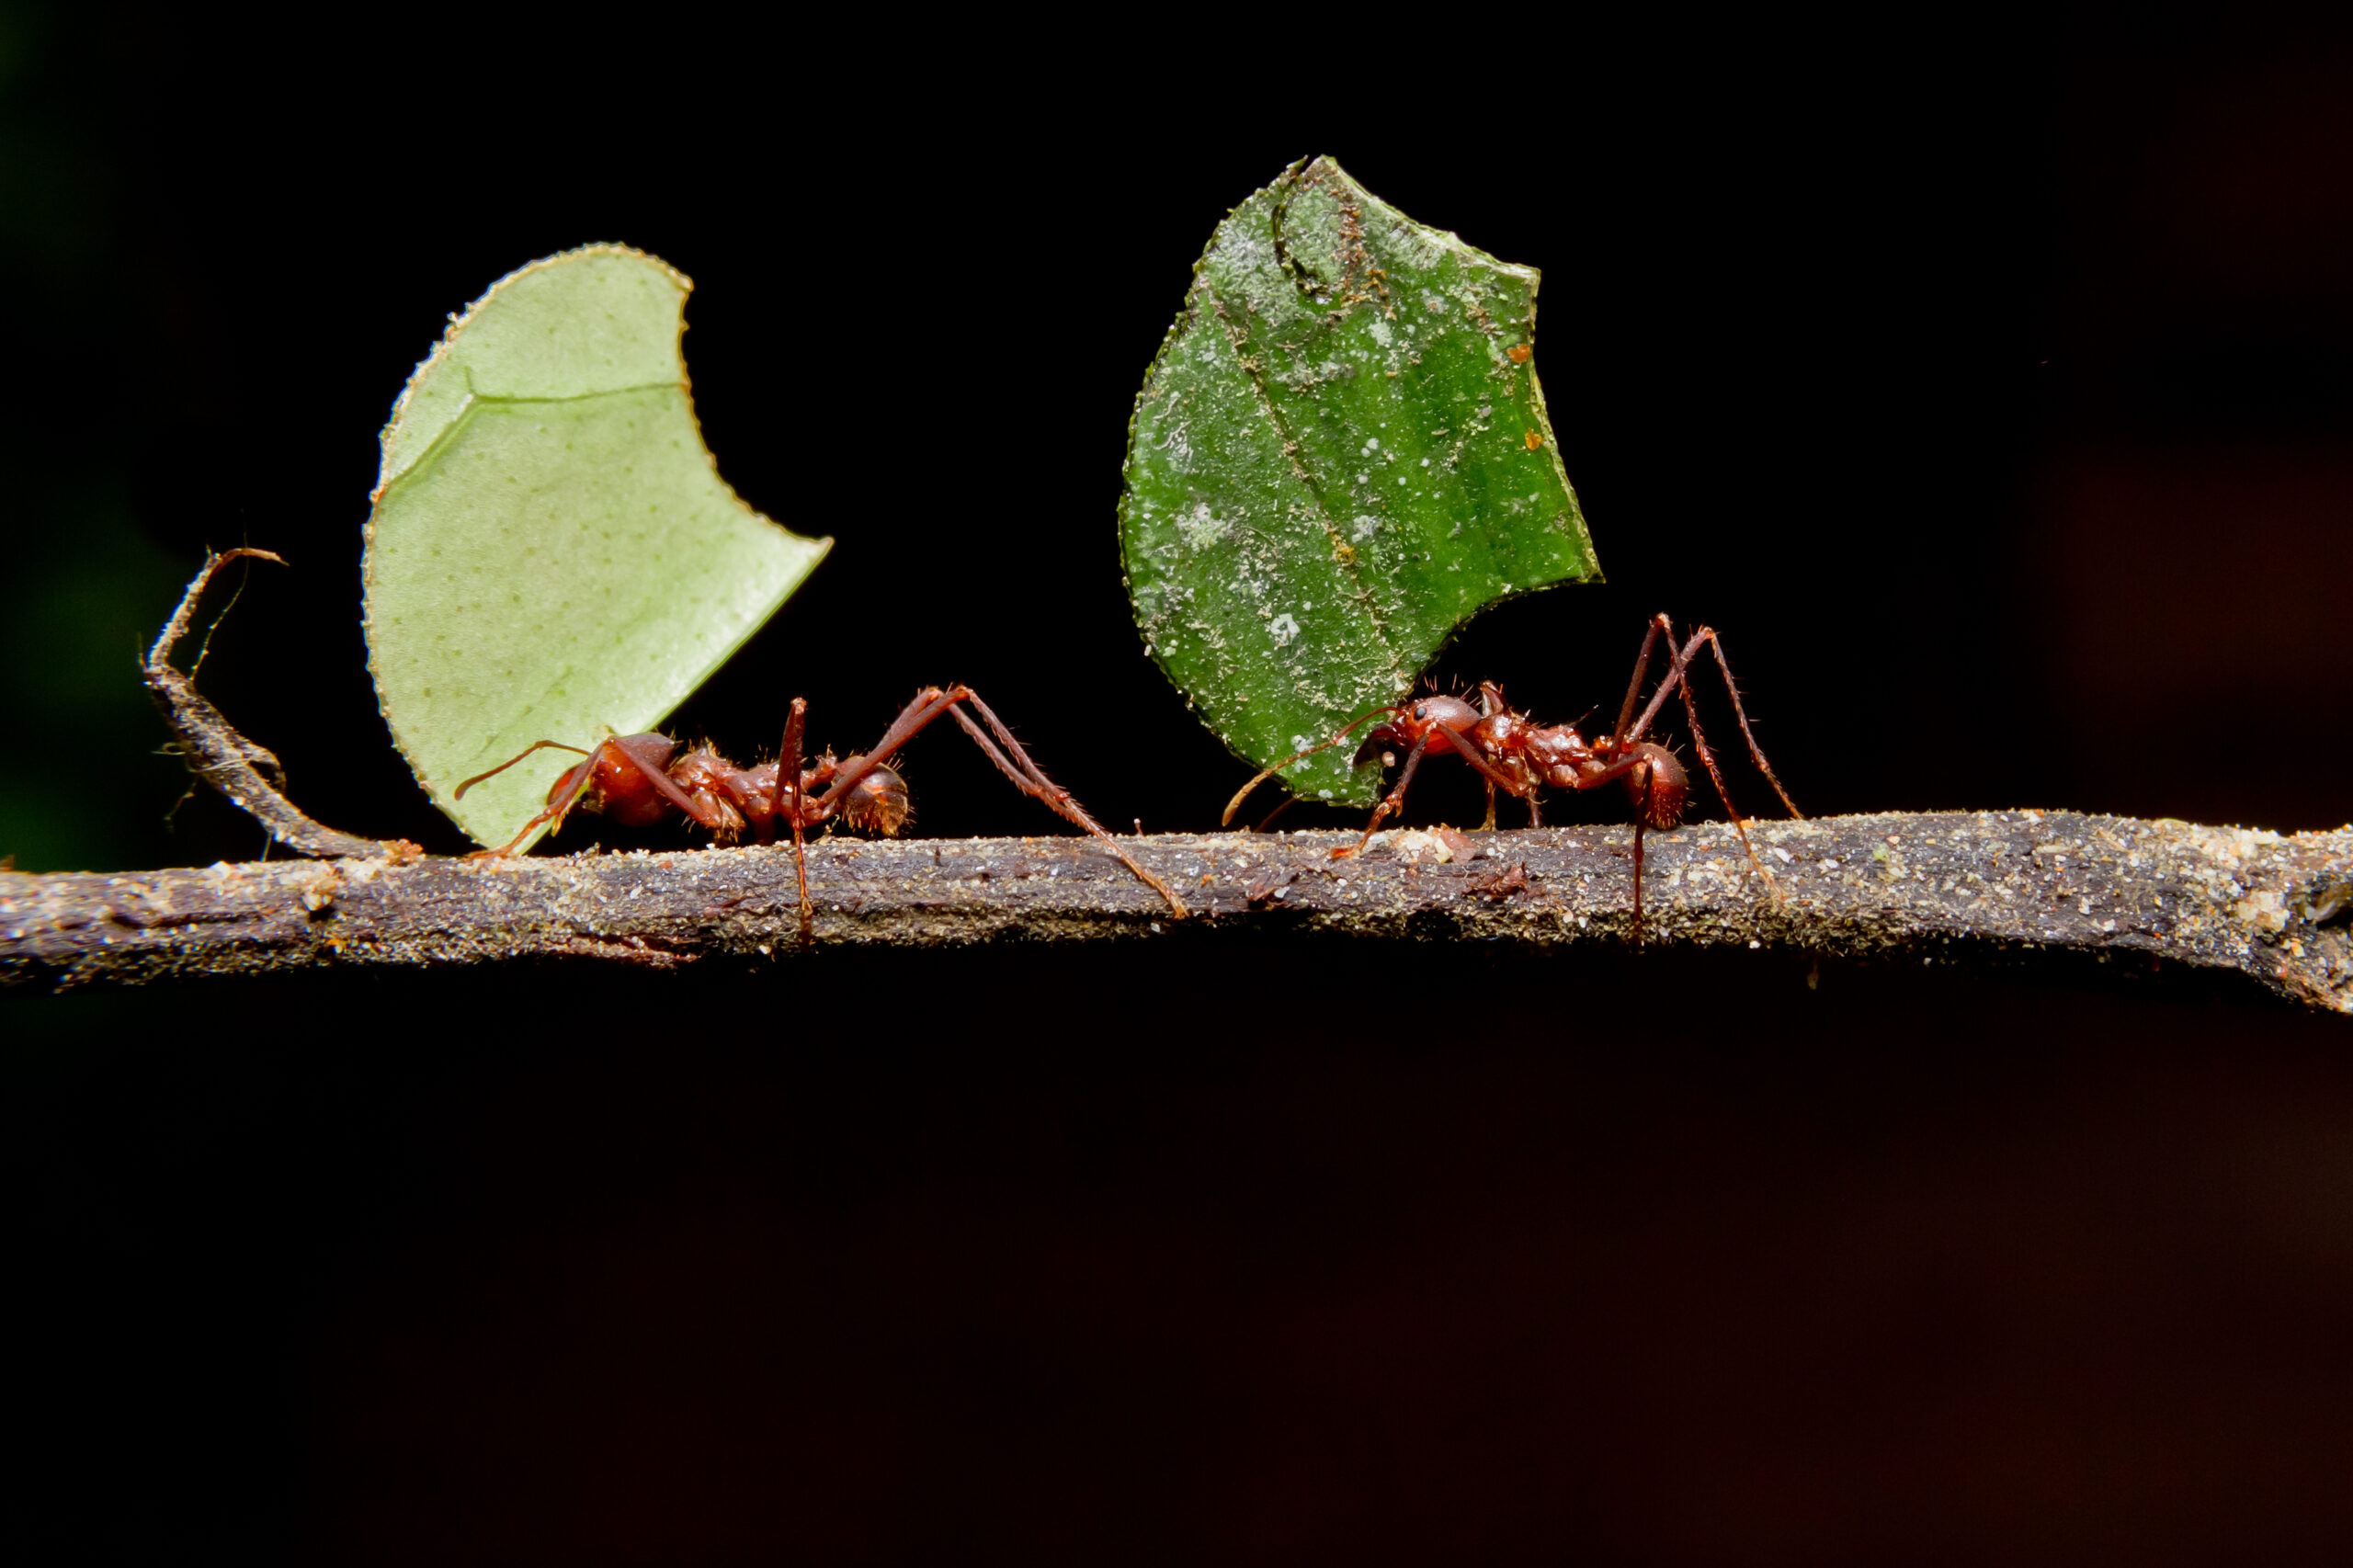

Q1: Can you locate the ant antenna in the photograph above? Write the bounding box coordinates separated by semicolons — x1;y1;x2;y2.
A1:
1221;709;1394;827
455;739;593;799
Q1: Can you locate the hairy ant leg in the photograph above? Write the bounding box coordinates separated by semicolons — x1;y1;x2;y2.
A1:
1615;614;1708;752
1429;722;1544;824
1476;682;1504;831
1334;731;1434;858
1603;619;1802;932
1669;638;1766;889
460;733;725;857
1556;742;1671;942
807;687;1187;918
1651;624;1800;888
1252;797;1300;832
457;740;599;855
1610;613;1671;749
1703;634;1801;819
941;691;1185;916
776;697;812;941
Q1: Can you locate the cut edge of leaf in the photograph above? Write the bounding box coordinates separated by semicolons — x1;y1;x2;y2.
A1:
1119;155;1603;808
369;242;689;502
361;244;833;850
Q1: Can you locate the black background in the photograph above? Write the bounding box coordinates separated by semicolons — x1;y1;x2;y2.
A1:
7;6;2353;1562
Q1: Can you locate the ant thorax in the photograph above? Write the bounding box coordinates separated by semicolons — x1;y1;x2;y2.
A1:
1519;724;1593;790
668;744;755;840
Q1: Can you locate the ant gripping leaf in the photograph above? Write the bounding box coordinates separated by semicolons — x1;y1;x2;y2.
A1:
1120;156;1601;809
363;245;830;849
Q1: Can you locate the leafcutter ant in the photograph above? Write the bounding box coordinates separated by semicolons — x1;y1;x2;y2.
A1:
1222;613;1801;941
458;685;1186;936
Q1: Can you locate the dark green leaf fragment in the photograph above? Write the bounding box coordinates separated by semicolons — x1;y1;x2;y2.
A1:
1120;156;1600;807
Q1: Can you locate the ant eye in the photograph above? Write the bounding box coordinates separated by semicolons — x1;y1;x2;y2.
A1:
1411;702;1426;721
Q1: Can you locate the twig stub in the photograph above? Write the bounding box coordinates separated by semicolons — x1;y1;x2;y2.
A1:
144;551;419;863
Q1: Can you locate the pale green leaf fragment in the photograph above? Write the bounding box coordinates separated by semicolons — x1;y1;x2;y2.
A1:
364;244;829;848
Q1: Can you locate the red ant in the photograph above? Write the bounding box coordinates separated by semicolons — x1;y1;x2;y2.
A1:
457;685;1187;935
1222;614;1801;940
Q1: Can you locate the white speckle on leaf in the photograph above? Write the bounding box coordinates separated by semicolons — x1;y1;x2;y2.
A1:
1269;613;1300;646
1352;516;1381;540
1369;319;1392;347
1176;502;1229;549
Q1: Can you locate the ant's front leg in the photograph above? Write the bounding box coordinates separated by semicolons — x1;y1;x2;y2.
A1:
1336;732;1437;858
456;739;597;857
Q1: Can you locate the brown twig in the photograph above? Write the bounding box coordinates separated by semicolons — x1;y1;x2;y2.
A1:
143;551;419;863
4;812;2348;1010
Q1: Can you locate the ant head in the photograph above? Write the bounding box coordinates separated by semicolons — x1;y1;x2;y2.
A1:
840;761;910;837
1405;694;1480;733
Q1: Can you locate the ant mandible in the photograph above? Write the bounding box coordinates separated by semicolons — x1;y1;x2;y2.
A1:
1222;613;1802;940
457;685;1187;937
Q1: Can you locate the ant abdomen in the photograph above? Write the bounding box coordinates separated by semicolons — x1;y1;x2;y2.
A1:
1623;743;1688;829
840;762;909;836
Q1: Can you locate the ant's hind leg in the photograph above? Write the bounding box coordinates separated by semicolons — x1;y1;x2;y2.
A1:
1672;652;1776;895
1699;631;1802;819
776;697;813;942
1610;614;1673;748
942;696;1188;917
799;684;1186;918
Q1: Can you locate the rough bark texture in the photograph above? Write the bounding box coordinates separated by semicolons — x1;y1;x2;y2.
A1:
6;812;2349;1010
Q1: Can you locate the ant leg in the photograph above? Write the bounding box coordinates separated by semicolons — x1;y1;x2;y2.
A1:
1253;797;1300;834
1222;709;1396;827
1609;614;1672;749
1481;781;1497;833
1336;733;1433;858
1671;650;1770;887
464;743;604;857
1669;648;1791;910
1427;724;1533;796
808;688;964;812
810;687;1188;918
776;698;813;943
1633;805;1648;947
1619;625;1714;748
939;693;1188;917
472;736;735;858
1700;632;1802;818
